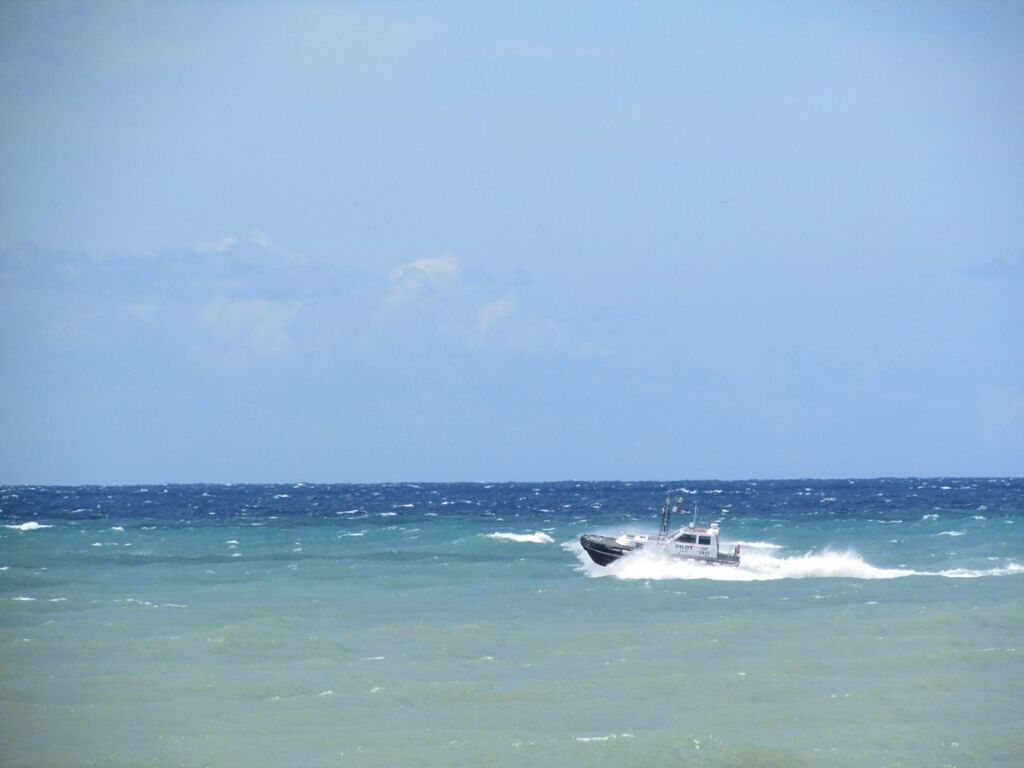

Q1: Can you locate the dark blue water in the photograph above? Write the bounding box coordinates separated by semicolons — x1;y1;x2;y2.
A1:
5;477;1022;525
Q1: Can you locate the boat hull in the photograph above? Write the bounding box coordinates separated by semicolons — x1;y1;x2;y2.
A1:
579;534;631;566
580;534;741;567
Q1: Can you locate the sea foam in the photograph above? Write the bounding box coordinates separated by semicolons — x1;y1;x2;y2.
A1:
487;531;555;544
569;542;1023;582
4;522;52;531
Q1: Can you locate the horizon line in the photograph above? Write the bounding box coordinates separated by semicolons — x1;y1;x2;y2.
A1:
2;475;1020;489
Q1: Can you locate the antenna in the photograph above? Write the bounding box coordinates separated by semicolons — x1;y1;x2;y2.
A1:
661;489;683;536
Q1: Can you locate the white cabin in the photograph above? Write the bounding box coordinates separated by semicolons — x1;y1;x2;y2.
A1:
668;522;721;560
614;522;738;563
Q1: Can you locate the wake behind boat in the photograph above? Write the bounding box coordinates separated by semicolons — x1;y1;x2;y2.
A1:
580;490;740;567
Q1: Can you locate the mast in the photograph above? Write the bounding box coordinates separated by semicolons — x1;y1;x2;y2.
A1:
660;489;687;535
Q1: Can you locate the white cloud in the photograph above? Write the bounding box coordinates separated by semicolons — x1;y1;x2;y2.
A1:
248;229;274;250
509;317;569;355
194;230;308;265
387;253;461;307
389;253;460;285
379;253;599;358
200;297;301;356
197;235;239;254
475;295;518;335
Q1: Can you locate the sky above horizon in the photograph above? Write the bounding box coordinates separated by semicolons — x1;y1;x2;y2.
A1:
1;1;1022;483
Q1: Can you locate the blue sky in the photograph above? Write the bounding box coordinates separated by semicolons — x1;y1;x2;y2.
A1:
1;1;1022;483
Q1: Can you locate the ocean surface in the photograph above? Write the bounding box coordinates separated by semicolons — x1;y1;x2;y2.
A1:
2;479;1022;768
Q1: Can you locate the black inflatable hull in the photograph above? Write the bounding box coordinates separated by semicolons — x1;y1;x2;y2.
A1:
580;534;632;566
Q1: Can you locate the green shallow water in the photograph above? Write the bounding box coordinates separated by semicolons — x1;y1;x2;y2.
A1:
2;481;1022;767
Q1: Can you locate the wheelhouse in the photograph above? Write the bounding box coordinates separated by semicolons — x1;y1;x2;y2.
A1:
669;523;721;560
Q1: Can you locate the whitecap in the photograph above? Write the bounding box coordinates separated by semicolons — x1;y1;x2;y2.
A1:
12;596;36;601
487;532;555;544
937;531;965;537
937;563;1024;578
576;733;634;743
5;522;52;531
571;542;916;582
570;541;1024;583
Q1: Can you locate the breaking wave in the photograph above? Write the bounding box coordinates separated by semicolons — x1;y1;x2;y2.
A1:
487;531;555;544
566;541;1023;582
4;521;53;531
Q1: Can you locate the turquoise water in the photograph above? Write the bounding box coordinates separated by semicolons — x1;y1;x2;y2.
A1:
2;480;1022;767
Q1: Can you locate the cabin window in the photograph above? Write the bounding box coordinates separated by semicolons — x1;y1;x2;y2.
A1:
698;535;712;545
678;534;696;544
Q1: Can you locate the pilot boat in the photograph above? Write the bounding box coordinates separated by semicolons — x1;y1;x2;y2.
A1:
580;491;740;567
